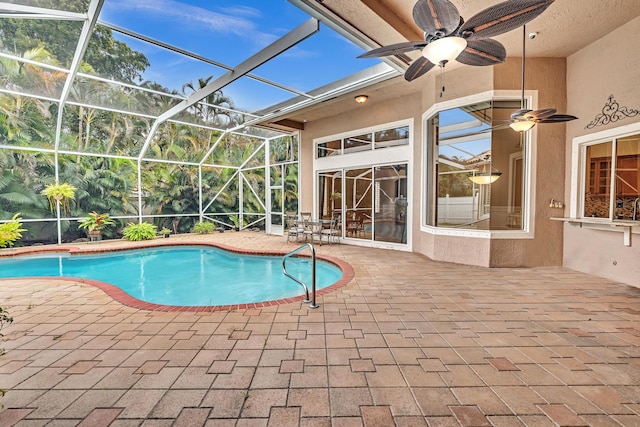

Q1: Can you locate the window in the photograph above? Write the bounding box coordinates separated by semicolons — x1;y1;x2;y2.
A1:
582;133;640;220
316;125;409;158
426;99;526;230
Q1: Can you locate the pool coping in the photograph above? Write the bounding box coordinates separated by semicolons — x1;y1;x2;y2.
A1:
0;240;356;312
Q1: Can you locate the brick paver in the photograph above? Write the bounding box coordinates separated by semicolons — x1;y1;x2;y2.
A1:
1;233;639;425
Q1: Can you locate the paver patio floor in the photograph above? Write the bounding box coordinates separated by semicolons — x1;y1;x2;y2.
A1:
1;232;639;426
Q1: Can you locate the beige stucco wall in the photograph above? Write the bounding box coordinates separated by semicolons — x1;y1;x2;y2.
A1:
563;16;640;286
491;57;567;267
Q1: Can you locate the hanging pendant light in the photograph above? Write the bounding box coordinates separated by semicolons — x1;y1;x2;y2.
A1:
468;161;502;185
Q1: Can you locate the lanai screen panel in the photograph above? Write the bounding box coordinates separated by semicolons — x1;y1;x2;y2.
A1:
143;122;222;163
0;17;84;70
60;105;150;156
0;150;56;220
0;94;57;149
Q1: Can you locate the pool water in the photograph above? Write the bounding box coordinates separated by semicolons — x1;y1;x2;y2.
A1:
0;246;343;306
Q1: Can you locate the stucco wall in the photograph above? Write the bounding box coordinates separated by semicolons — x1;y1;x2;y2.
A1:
563;16;640;286
491;57;567;267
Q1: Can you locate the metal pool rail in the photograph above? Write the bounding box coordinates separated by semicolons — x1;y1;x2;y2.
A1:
282;243;319;309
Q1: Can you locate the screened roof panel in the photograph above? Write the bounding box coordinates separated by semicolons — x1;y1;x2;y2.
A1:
170;102;256;131
1;59;68;99
222;75;302;114
98;0;309;68
68;76;182;117
0;18;84;69
250;23;380;93
1;0;89;13
90;26;230;92
1;0;400;156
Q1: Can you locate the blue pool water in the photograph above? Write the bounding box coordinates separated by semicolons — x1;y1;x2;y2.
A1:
0;246;343;306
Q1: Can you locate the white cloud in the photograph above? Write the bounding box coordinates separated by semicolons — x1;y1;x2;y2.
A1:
104;0;269;41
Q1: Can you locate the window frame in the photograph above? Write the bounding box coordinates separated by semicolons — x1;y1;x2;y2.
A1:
571;121;640;221
420;90;537;239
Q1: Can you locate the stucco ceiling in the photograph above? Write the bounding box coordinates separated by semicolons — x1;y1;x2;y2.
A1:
266;0;640;128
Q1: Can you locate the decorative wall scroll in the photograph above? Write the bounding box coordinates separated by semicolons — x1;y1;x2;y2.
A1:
585;95;639;129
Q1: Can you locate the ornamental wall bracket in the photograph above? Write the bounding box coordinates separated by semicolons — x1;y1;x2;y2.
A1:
585;95;639;129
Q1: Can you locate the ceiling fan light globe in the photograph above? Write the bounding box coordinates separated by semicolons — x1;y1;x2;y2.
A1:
422;36;467;65
509;120;536;132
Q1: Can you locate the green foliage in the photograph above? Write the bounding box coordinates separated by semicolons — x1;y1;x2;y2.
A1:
158;228;171;236
122;222;157;241
41;182;76;213
78;212;115;232
193;221;215;234
0;213;27;248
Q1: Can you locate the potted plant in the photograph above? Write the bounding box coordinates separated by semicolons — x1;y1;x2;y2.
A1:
78;212;115;241
158;227;172;238
193;221;215;234
41;182;76;214
0;213;27;248
122;222;157;241
229;215;244;231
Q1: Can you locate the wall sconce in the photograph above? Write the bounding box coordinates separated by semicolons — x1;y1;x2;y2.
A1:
354;95;368;104
468;163;502;185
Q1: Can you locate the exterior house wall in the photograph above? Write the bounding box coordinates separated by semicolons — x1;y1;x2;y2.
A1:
563;16;640;287
491;57;567;266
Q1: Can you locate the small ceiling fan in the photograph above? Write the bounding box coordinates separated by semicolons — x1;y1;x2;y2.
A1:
508;25;578;132
358;0;555;82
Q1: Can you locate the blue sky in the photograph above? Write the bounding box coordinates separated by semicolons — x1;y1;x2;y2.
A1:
98;0;380;113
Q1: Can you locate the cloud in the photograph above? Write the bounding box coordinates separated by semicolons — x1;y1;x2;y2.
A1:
104;0;271;41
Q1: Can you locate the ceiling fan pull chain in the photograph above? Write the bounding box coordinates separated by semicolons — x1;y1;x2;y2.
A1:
440;66;445;98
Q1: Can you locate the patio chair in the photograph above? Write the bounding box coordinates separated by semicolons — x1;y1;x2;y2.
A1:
320;212;341;244
346;212;365;237
303;221;324;244
286;211;304;243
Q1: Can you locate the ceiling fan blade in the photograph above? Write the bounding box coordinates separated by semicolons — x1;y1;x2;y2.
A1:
404;56;436;82
536;114;578;123
413;0;461;36
456;39;506;66
459;0;554;40
358;41;427;59
511;108;532;120
528;108;557;119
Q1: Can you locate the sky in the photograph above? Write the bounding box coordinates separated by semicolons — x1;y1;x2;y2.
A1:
97;0;381;113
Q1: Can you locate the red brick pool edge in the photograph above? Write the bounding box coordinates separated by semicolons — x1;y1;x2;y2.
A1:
0;240;355;312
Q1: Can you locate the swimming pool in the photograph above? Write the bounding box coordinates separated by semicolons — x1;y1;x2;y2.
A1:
0;245;344;307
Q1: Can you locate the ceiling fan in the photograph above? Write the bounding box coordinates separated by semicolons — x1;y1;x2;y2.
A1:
358;0;555;82
508;24;578;132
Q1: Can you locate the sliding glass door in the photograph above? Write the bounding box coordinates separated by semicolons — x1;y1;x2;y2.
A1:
317;163;408;245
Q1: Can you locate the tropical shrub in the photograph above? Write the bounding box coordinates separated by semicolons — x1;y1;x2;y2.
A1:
78;212;115;233
193;221;215;234
122;222;157;241
0;213;27;248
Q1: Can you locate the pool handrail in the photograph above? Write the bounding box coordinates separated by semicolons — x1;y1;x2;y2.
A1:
281;243;319;309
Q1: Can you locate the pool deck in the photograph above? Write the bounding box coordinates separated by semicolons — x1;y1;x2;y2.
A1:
1;232;639;426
